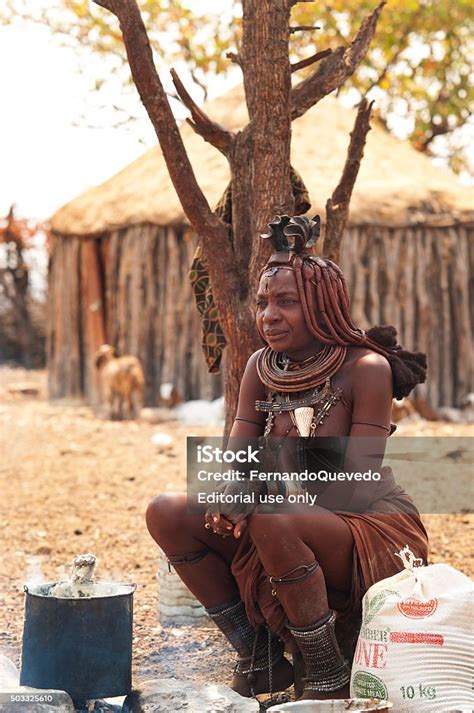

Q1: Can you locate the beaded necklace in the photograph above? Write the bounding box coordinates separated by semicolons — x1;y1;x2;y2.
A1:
256;345;346;392
255;346;346;437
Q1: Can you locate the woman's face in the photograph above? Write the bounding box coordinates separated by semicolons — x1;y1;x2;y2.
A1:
255;268;321;357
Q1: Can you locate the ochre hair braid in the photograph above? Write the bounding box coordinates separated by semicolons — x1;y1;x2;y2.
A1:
260;252;427;399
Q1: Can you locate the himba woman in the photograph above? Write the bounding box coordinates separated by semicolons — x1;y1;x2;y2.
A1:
146;215;429;702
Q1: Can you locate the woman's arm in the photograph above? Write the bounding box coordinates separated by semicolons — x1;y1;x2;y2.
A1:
349;351;393;437
205;350;266;537
229;349;266;438
342;352;393;512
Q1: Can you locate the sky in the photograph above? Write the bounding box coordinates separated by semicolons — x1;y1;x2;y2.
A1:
0;0;237;221
0;1;472;224
0;0;240;297
0;24;132;218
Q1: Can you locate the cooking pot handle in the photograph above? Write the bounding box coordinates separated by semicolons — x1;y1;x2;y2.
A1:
24;585;29;593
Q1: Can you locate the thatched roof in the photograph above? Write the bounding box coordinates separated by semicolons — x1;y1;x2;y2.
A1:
52;85;473;235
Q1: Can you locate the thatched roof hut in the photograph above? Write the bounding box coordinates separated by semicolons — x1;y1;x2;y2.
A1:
49;86;473;407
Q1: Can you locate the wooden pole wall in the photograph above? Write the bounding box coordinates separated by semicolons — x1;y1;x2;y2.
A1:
48;223;473;408
80;239;107;404
100;224;222;405
339;224;473;407
47;238;83;399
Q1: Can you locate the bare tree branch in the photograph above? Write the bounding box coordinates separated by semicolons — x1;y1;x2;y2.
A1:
417;117;451;152
241;0;258;118
414;84;453;152
291;49;332;72
226;51;243;67
178;34;209;101
323;99;374;263
170;68;233;155
291;1;385;120
92;0;234;268
364;4;425;95
364;44;404;95
290;25;320;33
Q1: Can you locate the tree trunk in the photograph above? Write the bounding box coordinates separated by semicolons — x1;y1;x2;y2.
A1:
93;0;385;432
198;0;294;430
222;300;262;434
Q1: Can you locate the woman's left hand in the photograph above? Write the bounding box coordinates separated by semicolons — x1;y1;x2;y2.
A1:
204;480;265;537
204;510;235;536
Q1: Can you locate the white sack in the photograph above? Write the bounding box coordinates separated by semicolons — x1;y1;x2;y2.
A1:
350;546;474;711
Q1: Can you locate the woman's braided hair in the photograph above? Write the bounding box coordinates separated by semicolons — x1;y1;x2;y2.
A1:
260;215;427;399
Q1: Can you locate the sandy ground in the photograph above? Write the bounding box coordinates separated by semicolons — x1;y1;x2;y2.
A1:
0;366;472;695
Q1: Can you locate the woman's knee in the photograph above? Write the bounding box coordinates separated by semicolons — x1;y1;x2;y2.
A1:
247;512;294;548
145;492;186;543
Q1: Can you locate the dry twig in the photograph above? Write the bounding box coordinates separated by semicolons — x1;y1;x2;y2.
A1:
290;25;320;32
226;51;243;67
323;98;374;263
291;49;332;72
291;1;385;119
170;68;233;155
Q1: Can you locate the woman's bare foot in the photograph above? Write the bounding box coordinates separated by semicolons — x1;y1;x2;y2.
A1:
231;655;294;697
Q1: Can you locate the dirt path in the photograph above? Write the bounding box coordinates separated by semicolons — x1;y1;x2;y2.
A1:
0;367;472;690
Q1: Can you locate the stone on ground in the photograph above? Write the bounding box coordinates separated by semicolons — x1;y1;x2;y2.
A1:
123;678;259;712
139;408;176;424
0;655;19;689
7;382;40;396
89;699;124;712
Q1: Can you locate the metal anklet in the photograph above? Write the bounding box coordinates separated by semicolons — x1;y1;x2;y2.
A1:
269;560;320;596
289;610;351;693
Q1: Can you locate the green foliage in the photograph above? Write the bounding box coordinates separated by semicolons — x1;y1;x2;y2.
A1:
5;0;241;97
291;0;473;173
4;0;472;173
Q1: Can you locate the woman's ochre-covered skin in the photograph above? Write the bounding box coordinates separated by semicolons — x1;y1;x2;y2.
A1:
146;216;429;701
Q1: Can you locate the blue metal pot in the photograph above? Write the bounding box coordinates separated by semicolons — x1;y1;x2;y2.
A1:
20;581;136;705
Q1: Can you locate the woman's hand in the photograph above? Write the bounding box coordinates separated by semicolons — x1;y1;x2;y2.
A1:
204;510;234;536
204;511;249;539
204;479;265;538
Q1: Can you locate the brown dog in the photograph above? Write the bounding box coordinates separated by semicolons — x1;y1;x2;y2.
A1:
95;344;145;419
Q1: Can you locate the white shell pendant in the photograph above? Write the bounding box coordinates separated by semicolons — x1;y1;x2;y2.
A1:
294;407;314;437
